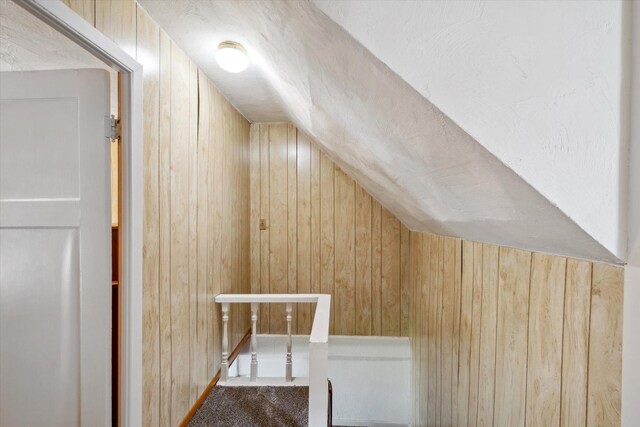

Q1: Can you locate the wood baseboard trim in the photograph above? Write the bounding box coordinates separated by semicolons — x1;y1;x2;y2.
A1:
179;328;252;427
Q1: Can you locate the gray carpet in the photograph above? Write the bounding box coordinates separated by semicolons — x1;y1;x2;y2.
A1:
188;386;309;427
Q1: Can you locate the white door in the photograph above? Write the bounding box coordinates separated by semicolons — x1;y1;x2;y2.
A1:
0;69;111;426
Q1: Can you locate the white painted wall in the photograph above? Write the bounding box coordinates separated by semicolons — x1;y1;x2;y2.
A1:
313;0;628;260
622;2;639;425
231;335;410;426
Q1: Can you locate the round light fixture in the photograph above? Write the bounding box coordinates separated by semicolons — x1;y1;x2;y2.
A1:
215;41;249;73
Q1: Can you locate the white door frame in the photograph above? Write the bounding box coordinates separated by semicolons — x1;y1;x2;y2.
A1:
16;1;144;426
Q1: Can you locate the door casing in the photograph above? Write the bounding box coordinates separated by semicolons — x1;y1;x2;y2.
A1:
14;2;144;426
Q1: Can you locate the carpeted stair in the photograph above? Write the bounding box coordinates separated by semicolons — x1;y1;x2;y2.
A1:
188;386;309;427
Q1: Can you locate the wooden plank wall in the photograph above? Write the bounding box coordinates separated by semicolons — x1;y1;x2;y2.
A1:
61;1;251;426
250;124;410;336
409;232;624;427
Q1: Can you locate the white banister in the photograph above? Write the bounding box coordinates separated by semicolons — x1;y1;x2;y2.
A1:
221;303;230;382
308;295;330;427
215;294;321;303
286;303;293;382
214;294;331;427
250;303;258;382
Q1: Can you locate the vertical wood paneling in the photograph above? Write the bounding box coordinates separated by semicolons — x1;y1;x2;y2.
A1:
413;234;420;423
468;242;484;427
526;253;566;426
476;243;499;427
335;168;356;335
138;6;159;425
220;100;231;324
401;224;411;337
95;0;136;58
441;237;455;426
492;247;531;427
210;87;250;353
310;143;321;298
414;234;424;423
457;240;474;426
249;126;260;295
420;235;431;425
207;82;219;372
241;116;251;325
381;208;401;336
269;124;289;334
435;236;443;425
169;44;190;427
187;60;198;405
259;125;270;333
249;124;408;337
209;83;223;373
371;199;382;336
451;238;462;426
561;259;592;426
62;0;95;24
587;264;623;426
220;102;232;295
356;186;372;336
195;70;209;397
287;124;298;333
320;151;335;334
297;131;312;333
409;231;623;427
157;29;172;427
409;232;418;424
208;84;217;376
427;234;439;426
224;99;234;332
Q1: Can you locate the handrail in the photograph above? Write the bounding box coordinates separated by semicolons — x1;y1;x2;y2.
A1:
213;293;331;427
215;294;331;343
214;293;324;303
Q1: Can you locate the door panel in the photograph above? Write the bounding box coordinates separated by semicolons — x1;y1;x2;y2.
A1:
0;69;111;427
0;97;79;199
0;228;80;427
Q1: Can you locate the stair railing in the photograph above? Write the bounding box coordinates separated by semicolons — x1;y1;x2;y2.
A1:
214;293;331;427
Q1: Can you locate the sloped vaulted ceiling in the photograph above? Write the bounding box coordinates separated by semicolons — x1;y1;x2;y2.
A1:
139;0;627;263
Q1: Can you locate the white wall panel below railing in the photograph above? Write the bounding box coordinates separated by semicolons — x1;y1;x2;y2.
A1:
231;335;411;427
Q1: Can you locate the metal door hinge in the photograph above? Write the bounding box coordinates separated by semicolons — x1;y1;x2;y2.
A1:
105;115;121;141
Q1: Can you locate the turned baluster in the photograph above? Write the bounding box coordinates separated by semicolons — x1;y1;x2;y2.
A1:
250;303;258;382
221;303;230;382
286;303;293;382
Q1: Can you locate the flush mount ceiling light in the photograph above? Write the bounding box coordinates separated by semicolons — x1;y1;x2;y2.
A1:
215;41;249;73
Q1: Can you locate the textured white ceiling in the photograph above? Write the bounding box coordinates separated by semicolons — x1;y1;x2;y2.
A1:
313;0;628;262
139;0;624;263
